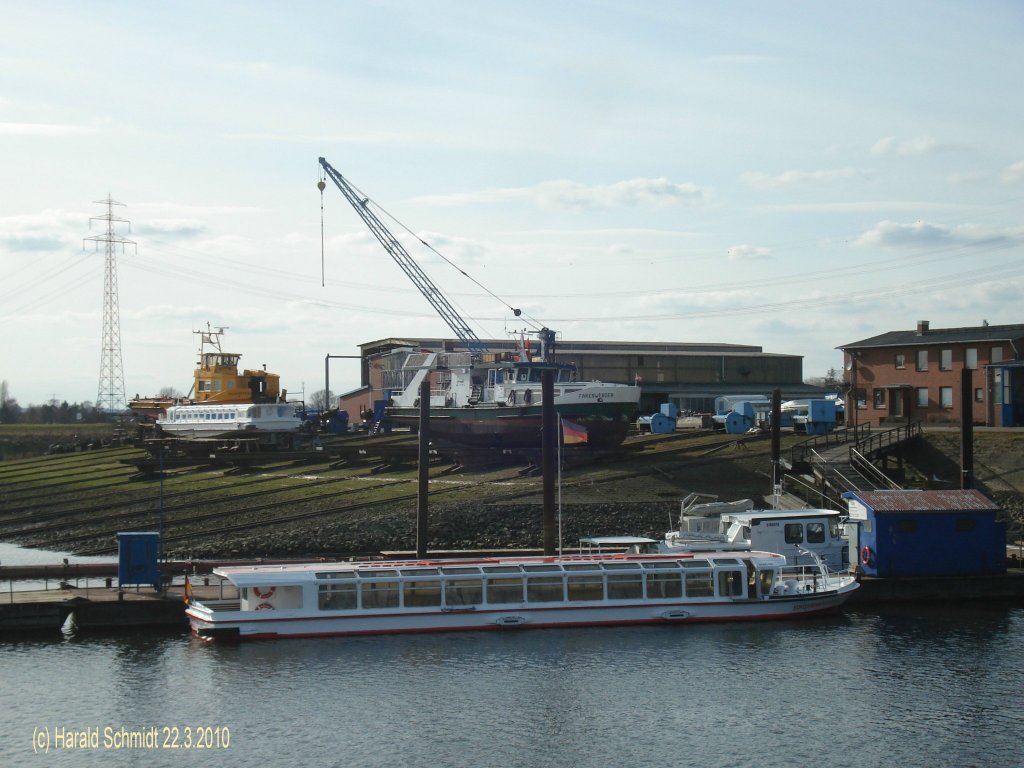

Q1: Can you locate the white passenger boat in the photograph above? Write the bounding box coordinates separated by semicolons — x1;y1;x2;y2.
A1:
157;402;303;440
186;549;859;641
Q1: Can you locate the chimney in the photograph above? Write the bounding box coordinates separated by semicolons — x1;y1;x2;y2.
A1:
916;320;929;335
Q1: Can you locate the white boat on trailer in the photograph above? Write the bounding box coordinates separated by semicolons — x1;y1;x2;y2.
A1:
156;402;303;440
186;548;858;641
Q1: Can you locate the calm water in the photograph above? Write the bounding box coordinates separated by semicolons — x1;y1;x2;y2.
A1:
1;602;1021;767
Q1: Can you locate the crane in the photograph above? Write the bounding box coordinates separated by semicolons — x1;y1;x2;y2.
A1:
318;157;498;360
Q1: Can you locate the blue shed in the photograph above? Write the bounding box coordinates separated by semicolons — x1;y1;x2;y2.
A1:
117;531;161;589
842;490;1005;577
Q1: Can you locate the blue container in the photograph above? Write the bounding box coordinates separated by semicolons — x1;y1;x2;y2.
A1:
117;532;160;589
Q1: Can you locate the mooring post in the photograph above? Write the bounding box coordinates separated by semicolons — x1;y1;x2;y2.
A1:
960;366;974;490
771;387;782;502
416;379;431;558
542;369;557;556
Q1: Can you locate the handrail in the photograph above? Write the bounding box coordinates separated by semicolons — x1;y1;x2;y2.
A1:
789;422;871;466
855;421;922;457
848;448;902;490
778;472;846;512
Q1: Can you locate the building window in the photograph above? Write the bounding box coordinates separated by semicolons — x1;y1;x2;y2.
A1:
916;387;929;408
992;346;1003;363
940;349;952;370
636;355;644;366
975;387;984;403
894;353;905;369
940;387;953;408
965;348;977;369
855;388;867;409
916;350;928;371
874;389;886;408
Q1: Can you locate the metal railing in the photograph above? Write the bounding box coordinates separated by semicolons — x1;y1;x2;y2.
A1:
789;423;872;466
848;448;902;490
855;421;922;457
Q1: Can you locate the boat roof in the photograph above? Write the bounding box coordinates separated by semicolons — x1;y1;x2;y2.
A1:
722;509;842;523
213;550;785;586
579;536;658;545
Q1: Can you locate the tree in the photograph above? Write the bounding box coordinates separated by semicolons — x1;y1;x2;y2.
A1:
0;380;21;423
308;389;336;412
804;367;843;389
157;386;184;399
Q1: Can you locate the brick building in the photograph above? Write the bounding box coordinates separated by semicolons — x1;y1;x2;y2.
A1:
838;320;1024;427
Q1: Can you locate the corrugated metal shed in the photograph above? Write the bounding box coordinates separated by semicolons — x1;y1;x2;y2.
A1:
847;489;998;513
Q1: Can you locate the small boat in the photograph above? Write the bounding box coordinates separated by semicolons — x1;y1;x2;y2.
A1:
660;497;850;570
156;402;303;440
186;548;859;641
380;346;641;450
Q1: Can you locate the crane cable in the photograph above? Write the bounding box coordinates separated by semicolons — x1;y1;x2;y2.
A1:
327;173;543;332
317;168;327;287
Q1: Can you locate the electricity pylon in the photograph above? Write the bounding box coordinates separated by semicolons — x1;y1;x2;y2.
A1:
84;195;135;412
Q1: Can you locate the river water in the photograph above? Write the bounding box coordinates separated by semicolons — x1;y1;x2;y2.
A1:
2;596;1021;767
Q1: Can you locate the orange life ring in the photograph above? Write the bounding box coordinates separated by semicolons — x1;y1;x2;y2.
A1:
252;586;276;599
255;602;274;611
860;545;873;566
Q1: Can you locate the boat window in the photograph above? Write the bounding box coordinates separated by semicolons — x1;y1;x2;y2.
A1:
357;570;398;578
444;579;483;606
401;568;439;576
640;561;679;570
319;583;357;610
601;562;641;570
679;560;711;569
646;572;683;599
523;564;561;573
529;369;542;383
441;566;482;575
784;524;804;544
717;570;745;597
566;574;604;601
526;575;564;602
562;562;600;571
315;571;355;580
404;581;442;607
758;569;775;597
557;369;571;382
482;565;522;574
485;577;524;604
606;573;643;600
711;558;741;566
829;519;842;539
684;572;714;597
807;522;826;544
360;581;400;609
517;368;530;382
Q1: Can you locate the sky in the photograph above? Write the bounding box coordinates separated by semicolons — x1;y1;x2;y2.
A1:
3;1;1023;408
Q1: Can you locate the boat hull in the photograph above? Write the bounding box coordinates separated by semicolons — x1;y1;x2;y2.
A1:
387;403;635;449
188;588;855;641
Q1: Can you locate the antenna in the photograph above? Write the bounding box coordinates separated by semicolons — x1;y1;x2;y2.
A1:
84;195;136;412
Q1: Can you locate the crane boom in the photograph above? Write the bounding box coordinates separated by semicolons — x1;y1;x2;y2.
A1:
318;157;487;358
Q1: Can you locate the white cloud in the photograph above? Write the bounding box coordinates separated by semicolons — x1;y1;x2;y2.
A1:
855;219;1023;249
0;122;97;136
415;178;708;211
727;244;772;261
870;135;951;157
742;168;867;190
1003;160;1024;183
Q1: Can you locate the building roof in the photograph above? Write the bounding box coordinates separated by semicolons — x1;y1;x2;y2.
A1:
359;336;773;357
838;322;1024;350
842;489;998;512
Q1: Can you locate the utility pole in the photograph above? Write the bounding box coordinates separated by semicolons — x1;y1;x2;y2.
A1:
85;196;135;413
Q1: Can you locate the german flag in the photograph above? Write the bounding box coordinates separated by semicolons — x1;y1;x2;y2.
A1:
183;575;193;606
561;418;588;445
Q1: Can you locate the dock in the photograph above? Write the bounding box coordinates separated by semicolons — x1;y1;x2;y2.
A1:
0;582;233;634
